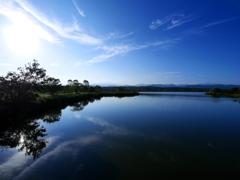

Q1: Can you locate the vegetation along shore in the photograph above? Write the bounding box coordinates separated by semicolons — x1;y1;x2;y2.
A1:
206;87;240;98
1;59;239;116
0;60;138;116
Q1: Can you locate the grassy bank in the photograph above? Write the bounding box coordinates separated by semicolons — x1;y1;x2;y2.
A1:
37;91;139;109
0;91;139;116
205;92;240;98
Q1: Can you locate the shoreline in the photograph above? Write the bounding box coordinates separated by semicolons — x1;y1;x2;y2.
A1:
0;91;139;117
205;92;240;98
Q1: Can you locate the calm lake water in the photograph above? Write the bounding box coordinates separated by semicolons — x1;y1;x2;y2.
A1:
1;92;240;179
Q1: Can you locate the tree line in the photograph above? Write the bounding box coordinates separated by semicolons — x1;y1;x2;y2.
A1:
62;79;102;94
0;60;102;106
207;87;240;96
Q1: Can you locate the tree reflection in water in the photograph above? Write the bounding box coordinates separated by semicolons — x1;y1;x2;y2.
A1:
0;110;61;159
42;109;61;123
70;100;89;111
17;120;48;158
0;99;91;159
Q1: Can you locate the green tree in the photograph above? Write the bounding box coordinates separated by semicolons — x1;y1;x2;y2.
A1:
0;60;46;104
83;80;89;87
72;79;78;85
82;80;89;92
94;85;102;94
227;87;239;94
63;79;73;93
210;87;221;94
72;79;82;93
41;77;61;95
117;86;125;92
67;79;73;86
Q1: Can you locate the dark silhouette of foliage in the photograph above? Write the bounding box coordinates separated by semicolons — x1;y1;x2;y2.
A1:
206;87;240;97
0;107;62;159
67;79;73;86
63;79;90;93
42;110;61;123
83;80;89;87
72;79;82;93
210;87;221;94
94;85;102;94
0;59;46;105
117;86;125;92
73;79;79;86
226;87;240;94
41;76;61;95
0;115;52;159
64;79;90;93
0;97;93;158
70;101;89;111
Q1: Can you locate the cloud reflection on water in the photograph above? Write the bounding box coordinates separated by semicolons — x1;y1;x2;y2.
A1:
86;116;131;136
13;135;100;180
0;136;59;179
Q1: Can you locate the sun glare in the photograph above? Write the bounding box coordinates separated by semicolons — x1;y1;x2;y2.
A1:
19;135;25;144
4;25;40;55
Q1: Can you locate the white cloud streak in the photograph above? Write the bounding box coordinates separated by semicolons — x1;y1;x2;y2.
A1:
72;0;85;17
87;39;179;64
0;0;59;43
0;0;101;45
149;13;198;30
167;14;198;30
197;17;238;30
187;17;238;35
149;15;174;30
15;0;101;44
106;31;134;40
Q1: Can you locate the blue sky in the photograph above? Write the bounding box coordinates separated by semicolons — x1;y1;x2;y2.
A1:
0;0;240;85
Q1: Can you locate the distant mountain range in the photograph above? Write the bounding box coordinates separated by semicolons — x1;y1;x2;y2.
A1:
135;83;240;89
92;83;240;89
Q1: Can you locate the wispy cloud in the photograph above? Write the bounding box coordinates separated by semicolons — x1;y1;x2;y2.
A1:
106;31;134;40
0;0;58;43
187;17;238;35
72;0;85;17
0;0;101;45
86;45;132;64
74;62;83;67
15;0;101;44
167;13;198;30
149;15;174;30
149;13;198;30
86;39;179;64
197;17;238;30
